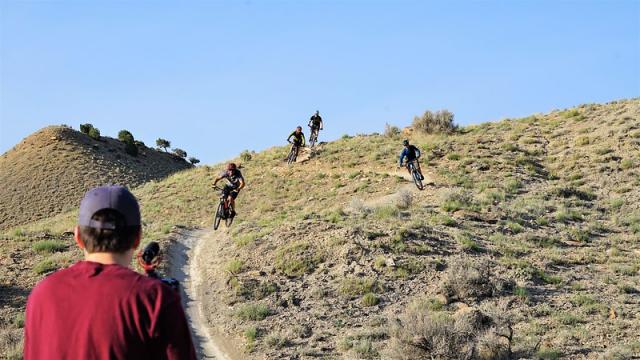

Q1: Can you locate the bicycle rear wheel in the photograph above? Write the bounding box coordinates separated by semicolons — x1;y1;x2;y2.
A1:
213;202;224;230
225;214;234;227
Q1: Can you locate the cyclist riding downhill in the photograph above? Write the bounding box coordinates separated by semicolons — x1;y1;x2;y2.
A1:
399;139;425;180
286;126;306;163
213;163;245;218
308;110;323;147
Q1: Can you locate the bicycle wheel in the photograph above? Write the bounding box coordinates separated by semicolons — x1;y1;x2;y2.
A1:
288;146;298;164
411;166;424;190
309;132;317;148
225;213;234;227
213;202;224;230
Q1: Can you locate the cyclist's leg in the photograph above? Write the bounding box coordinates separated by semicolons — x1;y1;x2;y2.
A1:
229;190;239;216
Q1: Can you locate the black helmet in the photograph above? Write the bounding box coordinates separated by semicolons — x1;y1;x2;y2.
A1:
296;126;302;130
403;139;410;146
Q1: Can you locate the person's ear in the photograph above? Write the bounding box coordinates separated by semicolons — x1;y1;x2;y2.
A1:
132;229;141;249
74;226;85;249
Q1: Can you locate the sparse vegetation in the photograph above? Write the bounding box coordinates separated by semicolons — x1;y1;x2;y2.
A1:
156;138;171;152
412;109;457;134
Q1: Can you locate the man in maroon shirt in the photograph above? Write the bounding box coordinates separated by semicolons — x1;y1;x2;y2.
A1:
24;185;196;360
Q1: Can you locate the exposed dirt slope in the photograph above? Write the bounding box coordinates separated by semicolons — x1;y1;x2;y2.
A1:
0;126;191;229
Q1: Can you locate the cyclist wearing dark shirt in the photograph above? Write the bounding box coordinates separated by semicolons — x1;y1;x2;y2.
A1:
213;163;245;217
399;139;424;180
287;126;306;147
308;111;324;132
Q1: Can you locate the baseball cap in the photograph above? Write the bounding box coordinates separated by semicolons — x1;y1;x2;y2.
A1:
78;186;141;229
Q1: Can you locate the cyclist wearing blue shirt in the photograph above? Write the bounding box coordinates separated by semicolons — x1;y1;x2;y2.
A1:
399;139;424;180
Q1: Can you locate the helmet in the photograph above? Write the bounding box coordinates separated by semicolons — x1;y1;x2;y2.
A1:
315;110;320;115
296;126;302;130
403;139;410;146
226;163;237;170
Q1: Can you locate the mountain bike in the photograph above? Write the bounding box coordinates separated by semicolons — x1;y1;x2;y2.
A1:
405;160;424;190
287;141;301;165
309;127;320;148
213;186;235;230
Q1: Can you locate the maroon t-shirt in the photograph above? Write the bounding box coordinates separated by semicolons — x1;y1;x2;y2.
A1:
24;261;196;360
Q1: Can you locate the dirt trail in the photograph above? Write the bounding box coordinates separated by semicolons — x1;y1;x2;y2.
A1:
166;228;242;360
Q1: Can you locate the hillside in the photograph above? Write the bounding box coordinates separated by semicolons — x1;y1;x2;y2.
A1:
0;126;192;229
1;99;639;359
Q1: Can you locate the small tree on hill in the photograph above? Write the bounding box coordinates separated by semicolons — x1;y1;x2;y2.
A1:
188;157;200;165
240;150;252;162
173;148;187;158
88;127;101;140
118;130;135;143
80;123;95;135
156;138;171;152
412;109;457;134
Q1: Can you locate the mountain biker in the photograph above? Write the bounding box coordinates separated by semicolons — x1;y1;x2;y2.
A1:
399;139;424;180
213;163;245;218
24;186;196;360
308;110;323;140
287;126;306;157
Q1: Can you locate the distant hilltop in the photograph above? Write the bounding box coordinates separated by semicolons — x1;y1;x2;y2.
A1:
0;125;193;229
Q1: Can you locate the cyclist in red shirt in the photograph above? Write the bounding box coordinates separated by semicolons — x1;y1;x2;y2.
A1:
24;186;196;360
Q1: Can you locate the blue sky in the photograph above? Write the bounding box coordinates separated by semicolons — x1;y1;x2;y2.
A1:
1;0;638;164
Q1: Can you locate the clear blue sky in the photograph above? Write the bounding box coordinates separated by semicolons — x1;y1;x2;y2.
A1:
1;0;638;164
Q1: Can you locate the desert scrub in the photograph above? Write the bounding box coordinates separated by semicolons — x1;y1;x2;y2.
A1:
441;190;477;212
456;232;481;252
441;257;499;301
265;333;290;349
274;241;323;277
361;293;380;306
32;240;67;253
33;258;59;274
340;277;385;296
225;259;244;275
236;303;272;321
373;205;399;219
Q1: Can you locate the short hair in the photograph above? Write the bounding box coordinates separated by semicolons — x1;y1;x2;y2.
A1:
79;209;140;253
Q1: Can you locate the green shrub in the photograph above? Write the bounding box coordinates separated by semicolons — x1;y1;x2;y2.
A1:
621;159;634;170
240;150;252;161
236;303;271;321
361;293;380;306
373;205;399;219
79;123;94;134
188;157;200;165
447;153;461;161
14;312;25;328
32;240;67;253
88;127;100;140
340;277;384;296
34;258;59;274
117;130;134;143
172;148;187;158
226;259;244;275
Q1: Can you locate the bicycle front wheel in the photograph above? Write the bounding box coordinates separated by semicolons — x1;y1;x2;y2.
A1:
213;202;224;230
412;167;424;190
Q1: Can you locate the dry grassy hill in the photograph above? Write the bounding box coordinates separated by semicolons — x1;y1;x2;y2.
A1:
1;99;639;359
0;125;192;229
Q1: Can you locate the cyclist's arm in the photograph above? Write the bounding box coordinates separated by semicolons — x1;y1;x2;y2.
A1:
286;131;294;143
213;175;223;186
399;149;407;166
320;119;323;129
415;147;421;158
238;178;246;191
301;133;306;146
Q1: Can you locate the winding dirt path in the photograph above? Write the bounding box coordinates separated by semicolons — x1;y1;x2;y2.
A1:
166;228;241;360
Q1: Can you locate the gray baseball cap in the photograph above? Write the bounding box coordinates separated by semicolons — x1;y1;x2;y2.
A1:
78;186;141;229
